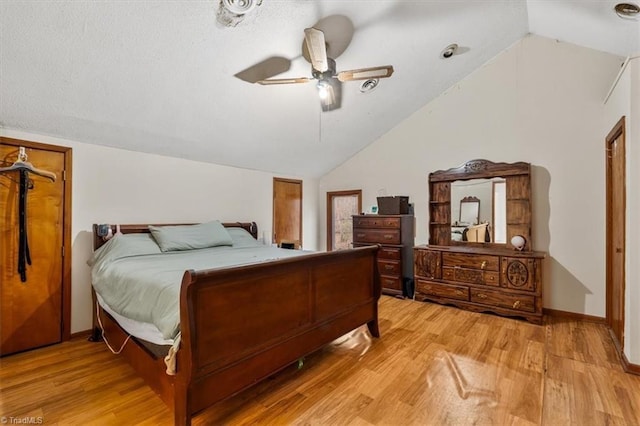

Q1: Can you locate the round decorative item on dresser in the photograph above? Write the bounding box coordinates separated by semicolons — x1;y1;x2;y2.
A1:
511;235;526;251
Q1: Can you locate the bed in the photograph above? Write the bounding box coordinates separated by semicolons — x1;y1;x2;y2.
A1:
89;221;380;425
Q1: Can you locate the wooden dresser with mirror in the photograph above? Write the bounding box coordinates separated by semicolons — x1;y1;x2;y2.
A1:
414;159;546;324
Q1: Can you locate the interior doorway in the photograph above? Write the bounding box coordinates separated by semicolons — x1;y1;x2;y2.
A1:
0;137;72;356
326;190;362;251
272;177;302;248
605;116;626;351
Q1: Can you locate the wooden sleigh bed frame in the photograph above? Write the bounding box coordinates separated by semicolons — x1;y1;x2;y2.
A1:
90;222;381;425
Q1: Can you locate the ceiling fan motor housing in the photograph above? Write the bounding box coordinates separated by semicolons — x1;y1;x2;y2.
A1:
312;58;336;80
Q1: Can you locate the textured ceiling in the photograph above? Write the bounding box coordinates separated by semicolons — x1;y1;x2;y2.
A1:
1;1;637;177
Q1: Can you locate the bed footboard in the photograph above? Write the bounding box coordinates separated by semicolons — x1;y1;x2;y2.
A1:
175;245;380;425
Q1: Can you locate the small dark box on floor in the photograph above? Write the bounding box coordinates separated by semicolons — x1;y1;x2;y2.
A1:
376;196;410;215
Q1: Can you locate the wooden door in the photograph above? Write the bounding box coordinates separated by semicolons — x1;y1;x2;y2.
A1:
326;190;362;251
605;117;626;350
1;141;67;355
273;178;302;248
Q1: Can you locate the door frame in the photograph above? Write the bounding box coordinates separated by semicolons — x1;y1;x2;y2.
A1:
605;116;626;349
1;136;73;340
272;177;303;248
326;189;362;251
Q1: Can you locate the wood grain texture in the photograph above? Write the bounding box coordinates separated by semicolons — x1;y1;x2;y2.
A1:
353;214;414;297
0;137;73;342
1;143;65;355
415;246;545;324
1;297;639;425
273;177;302;248
90;227;380;425
428;159;532;249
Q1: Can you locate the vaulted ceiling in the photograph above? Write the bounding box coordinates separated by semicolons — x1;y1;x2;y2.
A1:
1;1;638;177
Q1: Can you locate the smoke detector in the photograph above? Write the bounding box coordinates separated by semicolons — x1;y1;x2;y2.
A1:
615;2;640;19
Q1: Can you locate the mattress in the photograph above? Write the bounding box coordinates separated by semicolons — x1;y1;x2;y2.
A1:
96;292;174;346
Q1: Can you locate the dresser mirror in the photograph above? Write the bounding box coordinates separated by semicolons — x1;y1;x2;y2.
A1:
429;159;532;250
451;179;507;243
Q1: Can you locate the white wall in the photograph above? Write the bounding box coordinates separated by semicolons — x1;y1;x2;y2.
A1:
0;128;318;333
320;35;623;318
605;55;640;365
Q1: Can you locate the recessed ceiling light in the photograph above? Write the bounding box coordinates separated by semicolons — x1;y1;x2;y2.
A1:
221;0;259;15
359;79;379;93
614;2;640;19
440;43;458;59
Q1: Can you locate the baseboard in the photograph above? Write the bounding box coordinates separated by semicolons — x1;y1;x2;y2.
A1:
543;308;606;324
621;352;640;376
606;325;640;376
70;329;93;339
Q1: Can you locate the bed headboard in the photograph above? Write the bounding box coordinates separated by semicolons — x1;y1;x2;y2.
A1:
92;222;258;250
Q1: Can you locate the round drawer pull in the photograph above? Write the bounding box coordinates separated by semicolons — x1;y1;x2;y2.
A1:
513;300;521;309
481;261;487;270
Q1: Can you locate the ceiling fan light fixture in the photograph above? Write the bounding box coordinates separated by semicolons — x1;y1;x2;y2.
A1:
317;80;330;99
614;2;640;19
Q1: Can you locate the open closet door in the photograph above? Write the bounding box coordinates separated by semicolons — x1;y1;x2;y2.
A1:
0;140;70;356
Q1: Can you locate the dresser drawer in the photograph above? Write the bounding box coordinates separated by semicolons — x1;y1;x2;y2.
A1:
442;252;499;271
353;228;401;244
380;275;402;291
378;259;401;276
416;280;469;301
443;267;499;286
470;289;535;313
378;246;401;260
353;216;400;229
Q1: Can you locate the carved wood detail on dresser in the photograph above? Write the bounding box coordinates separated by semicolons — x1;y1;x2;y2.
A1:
414;246;544;324
419;159;547;324
353;214;414;297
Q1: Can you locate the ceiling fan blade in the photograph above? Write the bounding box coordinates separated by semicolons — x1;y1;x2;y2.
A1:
235;56;292;83
256;77;312;85
304;27;329;72
336;65;394;82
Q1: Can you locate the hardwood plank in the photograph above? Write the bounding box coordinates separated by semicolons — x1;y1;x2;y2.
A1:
1;296;639;425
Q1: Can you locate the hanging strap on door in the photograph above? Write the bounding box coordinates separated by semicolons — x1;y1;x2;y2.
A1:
0;147;56;282
18;169;32;282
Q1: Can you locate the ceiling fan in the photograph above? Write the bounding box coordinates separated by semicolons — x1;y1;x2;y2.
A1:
256;27;394;111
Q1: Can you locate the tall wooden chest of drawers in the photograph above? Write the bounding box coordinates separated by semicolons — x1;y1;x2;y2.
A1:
414;245;545;324
353;214;414;297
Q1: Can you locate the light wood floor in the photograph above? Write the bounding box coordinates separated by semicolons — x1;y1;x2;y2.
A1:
1;296;639;425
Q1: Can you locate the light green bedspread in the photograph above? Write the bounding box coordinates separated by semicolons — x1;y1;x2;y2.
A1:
92;242;310;340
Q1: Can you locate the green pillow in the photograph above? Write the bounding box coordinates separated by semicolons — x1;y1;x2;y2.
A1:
149;221;233;252
87;233;161;267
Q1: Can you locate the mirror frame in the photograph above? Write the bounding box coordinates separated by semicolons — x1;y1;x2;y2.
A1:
428;159;532;250
458;195;480;225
